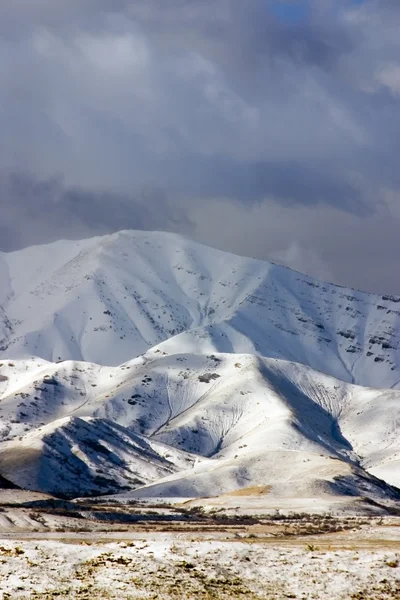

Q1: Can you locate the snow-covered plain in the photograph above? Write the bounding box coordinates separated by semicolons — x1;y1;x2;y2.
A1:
0;535;399;599
0;231;400;508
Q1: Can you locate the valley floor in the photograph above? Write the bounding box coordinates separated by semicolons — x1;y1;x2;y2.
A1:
0;513;399;599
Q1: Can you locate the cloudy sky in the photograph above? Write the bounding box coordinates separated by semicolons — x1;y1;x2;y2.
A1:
1;0;400;294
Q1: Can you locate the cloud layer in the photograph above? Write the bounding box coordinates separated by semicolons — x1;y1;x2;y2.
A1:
1;1;400;293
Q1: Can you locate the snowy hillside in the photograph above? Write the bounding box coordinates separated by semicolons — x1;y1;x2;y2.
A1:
1;230;400;506
1;353;400;503
0;230;400;389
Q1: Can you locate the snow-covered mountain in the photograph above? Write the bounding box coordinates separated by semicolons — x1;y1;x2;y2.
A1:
0;352;400;504
1;230;400;388
1;230;400;507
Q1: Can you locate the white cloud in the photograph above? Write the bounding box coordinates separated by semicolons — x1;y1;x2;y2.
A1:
76;32;149;74
376;63;400;96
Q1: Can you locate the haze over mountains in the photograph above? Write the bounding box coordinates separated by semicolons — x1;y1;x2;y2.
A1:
0;230;400;510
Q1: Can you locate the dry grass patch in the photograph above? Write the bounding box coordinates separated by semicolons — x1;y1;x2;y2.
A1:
219;485;272;497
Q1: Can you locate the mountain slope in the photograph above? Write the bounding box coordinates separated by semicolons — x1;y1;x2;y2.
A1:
1;230;400;506
1;353;400;501
0;416;199;498
0;230;400;388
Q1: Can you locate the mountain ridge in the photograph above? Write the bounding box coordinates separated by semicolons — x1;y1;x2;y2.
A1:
1;229;399;388
1;230;400;508
1;352;400;500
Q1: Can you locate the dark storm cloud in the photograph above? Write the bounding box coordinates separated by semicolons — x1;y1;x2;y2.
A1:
0;171;191;251
171;156;366;212
1;0;400;293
